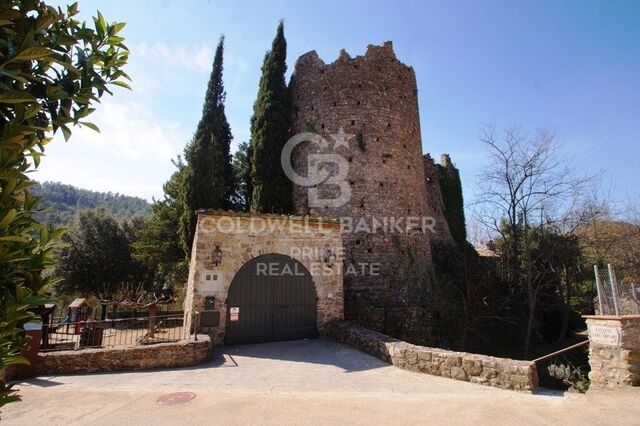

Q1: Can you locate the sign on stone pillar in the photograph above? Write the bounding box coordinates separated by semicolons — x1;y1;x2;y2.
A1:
589;325;621;346
584;315;640;388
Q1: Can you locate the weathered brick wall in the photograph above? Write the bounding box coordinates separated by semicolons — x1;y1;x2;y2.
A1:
289;41;448;340
585;315;640;388
36;336;212;375
326;321;538;392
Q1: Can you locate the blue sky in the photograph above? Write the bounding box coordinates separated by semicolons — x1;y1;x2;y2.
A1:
39;0;640;219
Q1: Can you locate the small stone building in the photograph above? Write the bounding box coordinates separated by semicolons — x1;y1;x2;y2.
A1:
184;211;344;346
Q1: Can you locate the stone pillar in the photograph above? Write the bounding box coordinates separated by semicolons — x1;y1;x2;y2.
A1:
584;315;640;388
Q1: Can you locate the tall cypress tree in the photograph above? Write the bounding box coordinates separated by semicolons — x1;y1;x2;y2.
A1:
231;141;253;211
250;22;292;213
436;155;466;246
180;36;234;255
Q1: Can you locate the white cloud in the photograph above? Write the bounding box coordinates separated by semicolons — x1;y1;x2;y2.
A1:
33;42;217;200
133;42;213;71
69;98;186;161
36;96;189;200
33;40;253;201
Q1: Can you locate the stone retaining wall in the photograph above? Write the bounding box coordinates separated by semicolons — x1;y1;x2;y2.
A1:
345;306;433;346
326;321;537;392
36;336;212;375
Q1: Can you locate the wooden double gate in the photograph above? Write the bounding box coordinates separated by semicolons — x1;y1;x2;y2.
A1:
225;254;318;345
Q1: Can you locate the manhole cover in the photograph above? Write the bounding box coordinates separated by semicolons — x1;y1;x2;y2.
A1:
157;392;196;405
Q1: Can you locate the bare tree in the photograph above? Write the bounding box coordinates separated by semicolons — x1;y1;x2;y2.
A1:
578;196;640;304
473;125;600;356
104;281;174;341
619;199;640;283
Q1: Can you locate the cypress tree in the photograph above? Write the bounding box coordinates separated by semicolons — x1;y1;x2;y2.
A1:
180;36;234;255
244;141;254;210
250;22;293;213
436;155;466;246
231;141;253;211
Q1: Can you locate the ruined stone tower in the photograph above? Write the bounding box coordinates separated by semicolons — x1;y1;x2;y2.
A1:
289;41;457;341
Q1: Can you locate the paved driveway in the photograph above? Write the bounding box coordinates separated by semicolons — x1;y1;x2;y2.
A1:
3;338;639;425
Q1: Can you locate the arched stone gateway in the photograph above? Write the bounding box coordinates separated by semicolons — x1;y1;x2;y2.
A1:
183;211;344;346
225;254;318;345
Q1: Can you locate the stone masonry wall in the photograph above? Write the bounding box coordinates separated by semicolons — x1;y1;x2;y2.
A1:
585;315;640;388
344;305;433;346
36;336;212;375
184;211;344;345
326;321;538;392
289;41;446;340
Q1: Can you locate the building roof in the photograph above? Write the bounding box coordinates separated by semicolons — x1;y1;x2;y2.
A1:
474;241;500;258
69;298;89;308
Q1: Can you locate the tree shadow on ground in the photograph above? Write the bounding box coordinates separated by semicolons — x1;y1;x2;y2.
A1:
194;337;389;373
15;377;64;388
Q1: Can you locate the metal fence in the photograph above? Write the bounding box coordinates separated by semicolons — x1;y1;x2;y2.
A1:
594;264;640;315
41;313;194;352
533;340;590;391
107;310;185;319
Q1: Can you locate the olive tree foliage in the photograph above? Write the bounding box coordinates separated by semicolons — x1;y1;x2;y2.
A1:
54;210;172;324
473;125;601;357
53;209;139;301
0;1;129;409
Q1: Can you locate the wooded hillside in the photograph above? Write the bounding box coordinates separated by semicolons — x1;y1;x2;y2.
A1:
33;182;151;225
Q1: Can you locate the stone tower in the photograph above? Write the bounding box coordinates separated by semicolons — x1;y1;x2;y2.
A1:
423;153;456;247
289;41;452;341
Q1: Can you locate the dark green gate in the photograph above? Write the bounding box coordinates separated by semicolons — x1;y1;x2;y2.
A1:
225;253;318;345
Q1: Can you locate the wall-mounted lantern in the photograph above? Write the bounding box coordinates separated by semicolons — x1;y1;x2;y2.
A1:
212;245;222;266
323;248;336;267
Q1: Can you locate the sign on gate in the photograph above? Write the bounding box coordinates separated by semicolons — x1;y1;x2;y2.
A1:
230;307;240;322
